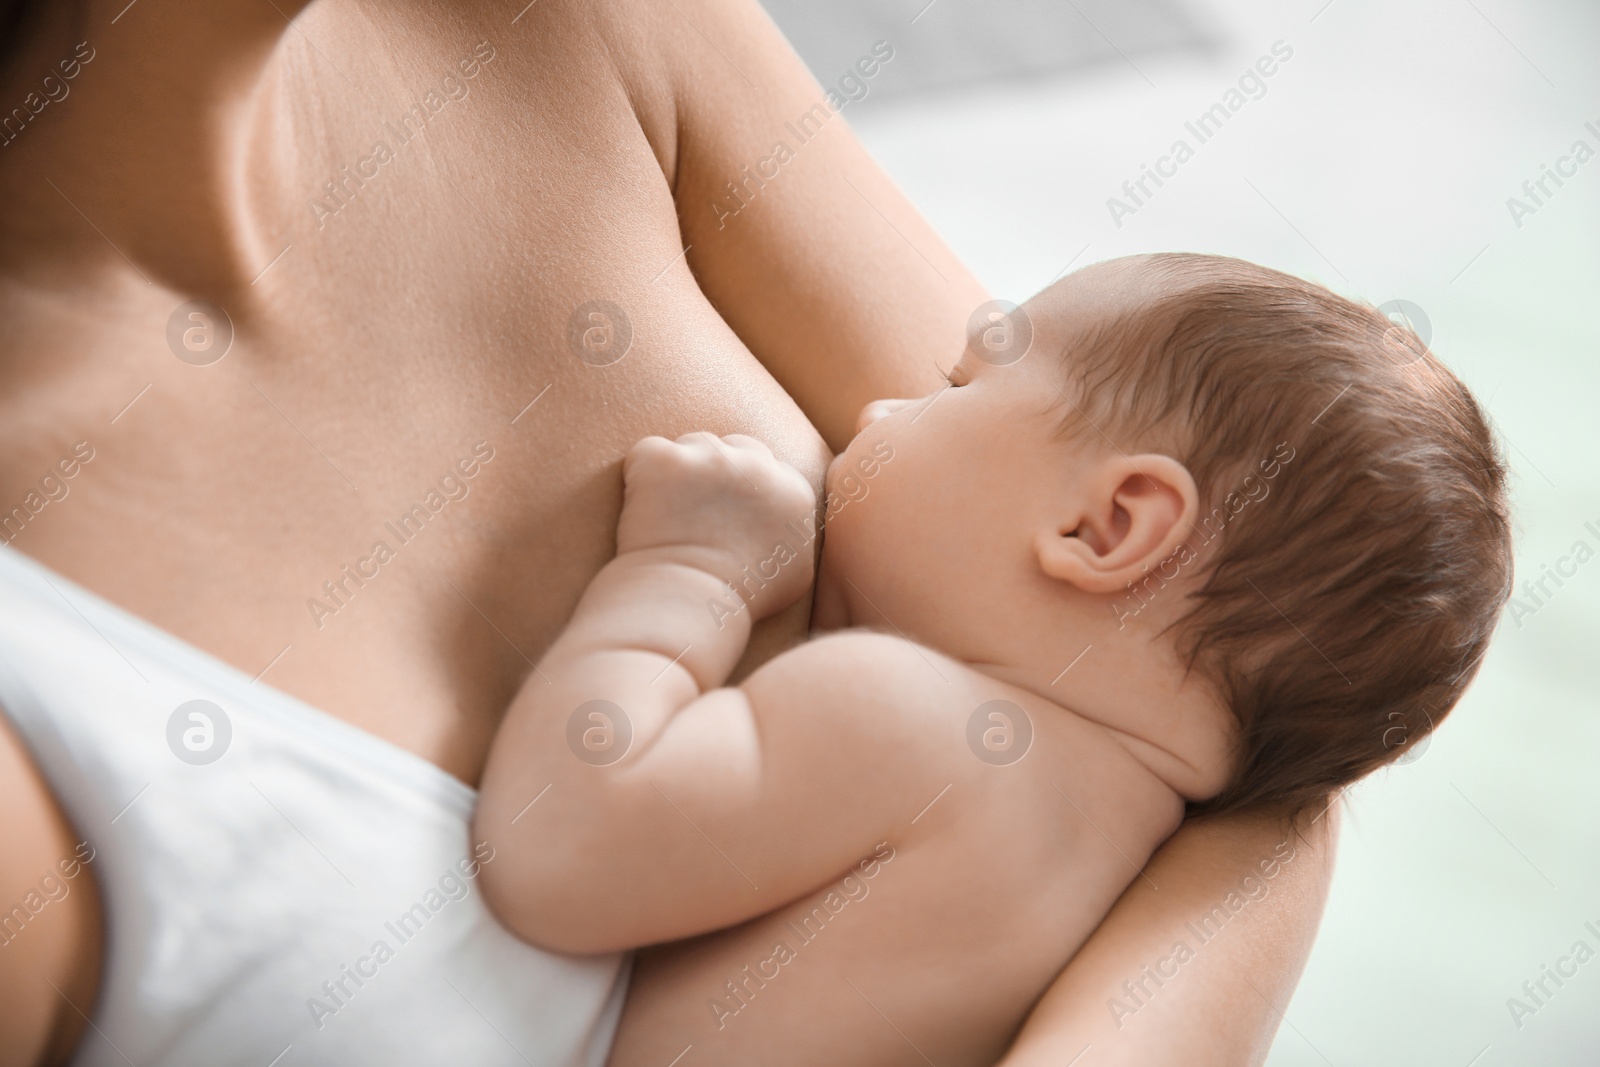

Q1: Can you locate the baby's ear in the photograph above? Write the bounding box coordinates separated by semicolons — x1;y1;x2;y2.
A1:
1034;454;1199;594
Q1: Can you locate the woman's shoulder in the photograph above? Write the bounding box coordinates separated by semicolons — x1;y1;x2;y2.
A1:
0;712;100;1067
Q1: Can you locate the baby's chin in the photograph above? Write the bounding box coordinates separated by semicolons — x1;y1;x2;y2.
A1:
808;540;855;632
822;460;863;510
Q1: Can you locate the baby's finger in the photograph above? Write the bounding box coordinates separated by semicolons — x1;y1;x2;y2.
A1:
621;435;680;476
624;435;674;463
672;430;723;448
719;434;774;457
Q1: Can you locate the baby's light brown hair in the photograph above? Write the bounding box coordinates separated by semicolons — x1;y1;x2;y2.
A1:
1058;253;1513;817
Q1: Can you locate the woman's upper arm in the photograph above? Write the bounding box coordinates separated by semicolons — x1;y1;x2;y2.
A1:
660;0;991;451
999;804;1340;1067
0;713;100;1067
627;7;1344;1058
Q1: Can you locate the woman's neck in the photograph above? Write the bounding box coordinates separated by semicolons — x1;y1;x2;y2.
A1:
0;0;315;295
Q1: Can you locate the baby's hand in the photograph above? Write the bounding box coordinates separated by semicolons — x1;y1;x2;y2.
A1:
617;433;816;621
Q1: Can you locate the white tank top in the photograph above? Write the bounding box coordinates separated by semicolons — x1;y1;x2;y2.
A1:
0;545;628;1066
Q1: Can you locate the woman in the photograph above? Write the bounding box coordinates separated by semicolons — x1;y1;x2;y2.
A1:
0;0;1336;1062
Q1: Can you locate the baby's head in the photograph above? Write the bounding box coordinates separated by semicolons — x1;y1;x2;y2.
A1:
819;253;1512;816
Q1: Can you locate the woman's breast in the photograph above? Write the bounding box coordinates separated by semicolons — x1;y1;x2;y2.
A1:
0;2;830;781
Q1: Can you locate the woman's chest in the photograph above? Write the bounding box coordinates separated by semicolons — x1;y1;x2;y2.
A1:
0;13;829;781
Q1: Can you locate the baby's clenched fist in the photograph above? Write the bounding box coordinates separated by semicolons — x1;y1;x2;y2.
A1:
616;433;817;621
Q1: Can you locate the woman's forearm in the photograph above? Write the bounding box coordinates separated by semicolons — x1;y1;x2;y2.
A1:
999;803;1339;1067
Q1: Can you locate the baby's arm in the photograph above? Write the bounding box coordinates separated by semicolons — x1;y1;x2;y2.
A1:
473;433;974;953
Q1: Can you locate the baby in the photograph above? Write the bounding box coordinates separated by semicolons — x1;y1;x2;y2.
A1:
473;253;1513;1066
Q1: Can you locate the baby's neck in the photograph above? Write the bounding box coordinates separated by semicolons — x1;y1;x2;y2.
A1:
809;579;1234;802
960;656;1230;803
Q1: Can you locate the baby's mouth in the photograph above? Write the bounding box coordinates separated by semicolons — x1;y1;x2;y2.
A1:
823;450;845;496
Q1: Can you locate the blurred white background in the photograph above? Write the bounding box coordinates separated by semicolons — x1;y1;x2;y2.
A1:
760;0;1600;1062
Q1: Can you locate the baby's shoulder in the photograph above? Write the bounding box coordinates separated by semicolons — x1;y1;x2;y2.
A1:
741;627;995;747
765;629;1171;791
746;628;1094;768
780;626;989;695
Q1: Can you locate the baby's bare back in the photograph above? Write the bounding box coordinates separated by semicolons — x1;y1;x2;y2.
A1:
608;681;1181;1067
471;434;1184;1066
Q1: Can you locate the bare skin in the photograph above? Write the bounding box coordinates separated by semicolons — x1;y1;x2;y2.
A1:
0;0;1334;1063
474;270;1246;1064
999;803;1340;1067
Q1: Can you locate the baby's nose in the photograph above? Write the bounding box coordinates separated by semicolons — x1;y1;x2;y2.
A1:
856;398;919;433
